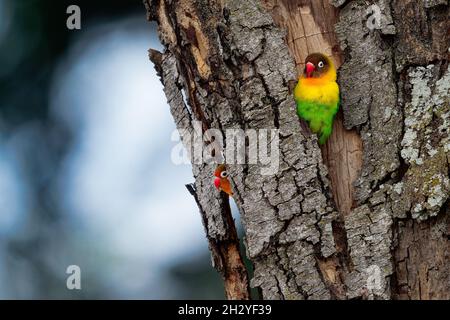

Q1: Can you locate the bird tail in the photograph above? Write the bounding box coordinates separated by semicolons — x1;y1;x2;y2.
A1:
319;126;332;145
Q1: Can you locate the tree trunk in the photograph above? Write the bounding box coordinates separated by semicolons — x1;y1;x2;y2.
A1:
145;0;449;300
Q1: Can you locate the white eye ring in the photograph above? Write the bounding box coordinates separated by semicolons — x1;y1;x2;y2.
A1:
318;61;324;68
220;171;228;178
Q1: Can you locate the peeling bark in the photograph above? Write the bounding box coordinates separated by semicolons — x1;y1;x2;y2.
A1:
146;0;449;299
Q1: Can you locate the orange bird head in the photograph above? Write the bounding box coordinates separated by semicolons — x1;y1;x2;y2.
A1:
214;164;233;196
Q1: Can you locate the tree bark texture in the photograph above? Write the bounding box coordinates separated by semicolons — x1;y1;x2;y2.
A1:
146;0;449;299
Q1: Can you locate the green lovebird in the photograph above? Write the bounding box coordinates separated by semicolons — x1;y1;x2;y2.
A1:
294;53;340;145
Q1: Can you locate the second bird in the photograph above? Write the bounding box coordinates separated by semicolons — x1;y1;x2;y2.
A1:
214;164;233;196
294;53;340;145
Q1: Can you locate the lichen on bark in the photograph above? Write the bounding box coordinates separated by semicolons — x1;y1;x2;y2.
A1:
332;0;449;299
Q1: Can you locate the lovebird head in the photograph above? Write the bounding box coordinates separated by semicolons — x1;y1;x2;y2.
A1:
214;164;233;196
302;53;336;83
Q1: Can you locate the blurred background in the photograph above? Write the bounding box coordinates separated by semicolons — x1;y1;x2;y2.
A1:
0;0;237;299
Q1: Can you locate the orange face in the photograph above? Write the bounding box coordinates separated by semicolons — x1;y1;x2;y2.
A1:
214;164;233;196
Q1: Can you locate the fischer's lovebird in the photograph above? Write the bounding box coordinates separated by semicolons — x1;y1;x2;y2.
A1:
214;164;233;196
294;53;340;145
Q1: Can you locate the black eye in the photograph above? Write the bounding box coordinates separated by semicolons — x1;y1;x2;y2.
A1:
220;171;228;178
318;61;324;68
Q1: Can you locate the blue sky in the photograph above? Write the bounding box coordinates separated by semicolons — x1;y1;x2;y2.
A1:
51;17;210;297
0;15;217;298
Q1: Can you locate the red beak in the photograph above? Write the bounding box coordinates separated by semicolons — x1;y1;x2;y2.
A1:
306;62;315;78
214;177;221;189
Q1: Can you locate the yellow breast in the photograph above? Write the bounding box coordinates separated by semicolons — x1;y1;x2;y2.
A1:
294;78;339;105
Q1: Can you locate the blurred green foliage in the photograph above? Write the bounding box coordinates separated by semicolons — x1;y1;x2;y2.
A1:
0;0;145;126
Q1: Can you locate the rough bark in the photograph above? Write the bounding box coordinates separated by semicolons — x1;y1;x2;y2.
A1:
149;48;251;300
146;0;449;300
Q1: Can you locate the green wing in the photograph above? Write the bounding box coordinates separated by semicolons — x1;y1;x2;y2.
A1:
296;98;339;145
